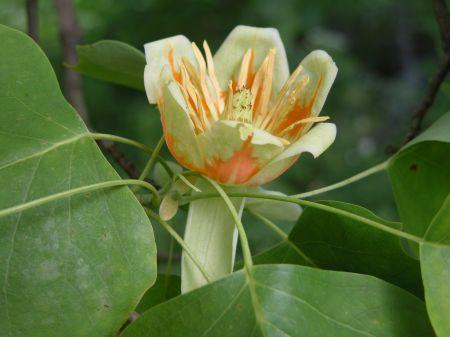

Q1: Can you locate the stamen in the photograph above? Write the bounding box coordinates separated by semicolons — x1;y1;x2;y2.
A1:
179;61;198;109
278;116;329;136
237;49;254;88
222;81;234;120
277;136;291;145
196;95;211;129
263;64;304;130
250;57;267;105
267;74;310;133
254;48;276;128
249;55;268;120
176;82;204;133
167;49;182;83
191;42;219;121
173;83;198;132
180;57;200;87
203;41;224;112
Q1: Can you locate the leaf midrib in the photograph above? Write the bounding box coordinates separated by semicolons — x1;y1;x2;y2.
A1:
0;133;89;171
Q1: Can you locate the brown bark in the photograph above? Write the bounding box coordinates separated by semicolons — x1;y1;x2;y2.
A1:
53;0;90;124
401;0;450;146
26;0;39;43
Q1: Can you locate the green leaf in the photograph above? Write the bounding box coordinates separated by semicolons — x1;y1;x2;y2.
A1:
0;25;156;337
388;111;450;238
420;195;450;337
70;40;146;90
135;274;181;314
122;264;434;337
382;109;450;336
252;240;313;266
253;201;422;296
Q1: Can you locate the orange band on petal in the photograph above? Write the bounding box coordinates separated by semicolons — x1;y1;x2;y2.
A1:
201;138;259;185
168;49;182;83
274;75;323;139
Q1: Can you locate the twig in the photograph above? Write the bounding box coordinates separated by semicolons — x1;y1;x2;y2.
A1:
402;56;450;145
26;0;39;43
401;0;450;146
434;0;450;54
53;0;90;124
115;311;140;336
52;0;146;181
96;139;140;179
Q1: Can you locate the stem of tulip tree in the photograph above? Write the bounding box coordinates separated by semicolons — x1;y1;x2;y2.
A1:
202;177;254;269
145;208;212;283
0;179;160;219
182;192;424;244
291;160;389;199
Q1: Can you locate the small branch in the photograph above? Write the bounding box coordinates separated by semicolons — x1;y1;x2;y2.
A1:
402;56;450;145
138;136;164;181
91;133;174;178
26;0;39;43
0;179;160;219
53;0;90;124
291;160;388;199
401;0;450;146
434;0;450;54
115;311;140;337
96;139;140;179
183;192;425;244
52;1;147;181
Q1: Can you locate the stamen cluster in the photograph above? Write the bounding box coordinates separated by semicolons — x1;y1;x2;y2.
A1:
163;42;329;143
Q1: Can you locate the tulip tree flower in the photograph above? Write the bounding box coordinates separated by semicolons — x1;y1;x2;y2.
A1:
144;26;337;292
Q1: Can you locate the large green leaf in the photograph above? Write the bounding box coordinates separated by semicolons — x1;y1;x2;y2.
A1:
0;25;156;337
122;264;434;337
388;112;450;330
252;240;312;266
388;111;450;238
70;40;146;90
253;201;422;296
420;195;450;337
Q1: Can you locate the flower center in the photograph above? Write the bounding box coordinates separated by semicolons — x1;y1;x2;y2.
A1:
165;41;328;142
230;87;252;124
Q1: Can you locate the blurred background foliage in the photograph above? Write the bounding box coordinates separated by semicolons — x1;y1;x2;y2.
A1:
1;0;449;265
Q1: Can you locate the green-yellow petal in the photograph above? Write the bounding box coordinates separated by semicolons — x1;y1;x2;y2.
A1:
182;181;245;293
298;50;337;119
160;81;204;169
276;122;337;161
213;25;289;95
144;35;196;103
246;123;336;186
